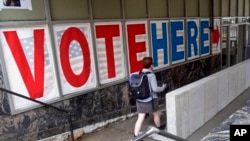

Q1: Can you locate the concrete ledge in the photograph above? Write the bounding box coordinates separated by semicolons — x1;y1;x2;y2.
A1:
166;59;250;139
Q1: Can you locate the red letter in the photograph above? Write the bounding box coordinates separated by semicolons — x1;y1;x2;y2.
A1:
127;24;146;73
60;27;90;87
95;25;120;78
4;30;45;99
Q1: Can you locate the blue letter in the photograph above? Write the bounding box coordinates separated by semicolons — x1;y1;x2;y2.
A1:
187;20;199;59
200;20;210;55
171;21;185;63
151;22;168;67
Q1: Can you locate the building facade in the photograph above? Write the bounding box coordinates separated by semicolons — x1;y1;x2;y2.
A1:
0;0;249;140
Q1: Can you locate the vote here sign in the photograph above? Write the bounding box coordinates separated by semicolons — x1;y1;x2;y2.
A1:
0;19;220;112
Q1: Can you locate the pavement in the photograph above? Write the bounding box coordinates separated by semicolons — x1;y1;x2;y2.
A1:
41;87;250;141
79;110;168;141
76;87;250;141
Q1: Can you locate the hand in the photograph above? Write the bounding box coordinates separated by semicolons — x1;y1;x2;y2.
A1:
162;83;167;89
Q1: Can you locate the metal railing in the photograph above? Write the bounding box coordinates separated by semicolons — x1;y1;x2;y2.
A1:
131;126;188;141
0;88;75;141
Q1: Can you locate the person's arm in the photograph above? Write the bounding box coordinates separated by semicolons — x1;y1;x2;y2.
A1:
149;74;166;92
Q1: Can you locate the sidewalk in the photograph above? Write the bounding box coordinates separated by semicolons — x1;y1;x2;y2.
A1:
39;87;250;141
79;87;250;141
79;111;167;141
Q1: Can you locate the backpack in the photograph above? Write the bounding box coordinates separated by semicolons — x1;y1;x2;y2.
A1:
129;71;152;100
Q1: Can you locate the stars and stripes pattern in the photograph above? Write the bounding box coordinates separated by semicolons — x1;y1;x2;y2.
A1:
154;22;168;66
56;27;86;85
135;34;148;61
21;36;55;95
187;20;200;60
54;25;96;93
96;35;125;84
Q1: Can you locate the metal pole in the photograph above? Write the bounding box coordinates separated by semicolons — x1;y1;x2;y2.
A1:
0;88;75;141
131;126;188;141
68;113;75;141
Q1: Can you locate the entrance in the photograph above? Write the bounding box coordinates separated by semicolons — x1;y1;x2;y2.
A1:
221;24;248;69
245;25;250;59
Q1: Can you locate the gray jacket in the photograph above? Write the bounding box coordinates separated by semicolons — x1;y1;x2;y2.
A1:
137;68;166;102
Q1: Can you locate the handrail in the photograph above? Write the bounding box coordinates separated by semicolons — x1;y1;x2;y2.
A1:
131;126;188;141
0;87;74;141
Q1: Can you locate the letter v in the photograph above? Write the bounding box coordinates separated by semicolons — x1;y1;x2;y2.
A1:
3;29;45;99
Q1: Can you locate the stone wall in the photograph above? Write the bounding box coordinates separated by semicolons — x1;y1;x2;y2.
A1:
0;54;221;141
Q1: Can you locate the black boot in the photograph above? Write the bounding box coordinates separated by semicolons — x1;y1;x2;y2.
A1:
157;123;166;130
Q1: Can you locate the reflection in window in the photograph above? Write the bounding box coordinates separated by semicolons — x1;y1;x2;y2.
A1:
222;18;236;25
230;26;237;39
248;26;250;45
237;18;248;24
246;25;250;59
222;26;228;68
229;26;238;66
222;26;228;46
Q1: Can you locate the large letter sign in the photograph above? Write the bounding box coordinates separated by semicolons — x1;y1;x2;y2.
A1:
170;20;185;64
150;21;169;68
200;19;210;56
4;30;45;99
94;22;126;84
60;27;91;87
53;23;97;94
0;26;59;110
212;19;221;54
187;19;199;60
126;21;149;73
0;18;217;112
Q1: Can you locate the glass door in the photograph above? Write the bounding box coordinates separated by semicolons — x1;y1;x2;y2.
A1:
229;25;238;66
221;25;229;68
221;24;240;68
245;25;250;59
237;24;246;63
